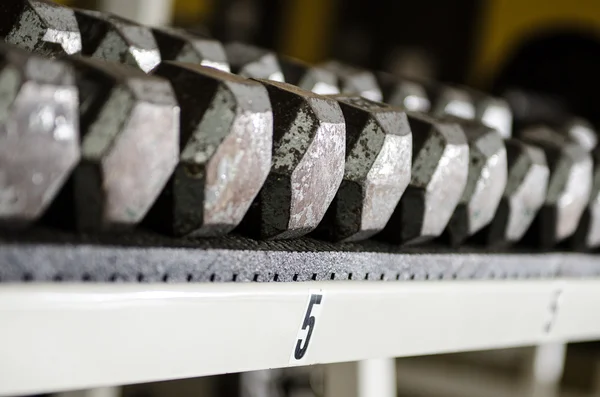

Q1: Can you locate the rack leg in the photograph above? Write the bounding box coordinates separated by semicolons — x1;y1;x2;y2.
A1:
522;343;566;397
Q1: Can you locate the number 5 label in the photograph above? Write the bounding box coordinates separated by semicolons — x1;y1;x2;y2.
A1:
290;290;324;364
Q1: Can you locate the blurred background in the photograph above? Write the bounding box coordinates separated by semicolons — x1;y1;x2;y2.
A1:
57;0;600;127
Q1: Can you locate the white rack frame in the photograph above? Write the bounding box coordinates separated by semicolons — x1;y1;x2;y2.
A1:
0;279;598;396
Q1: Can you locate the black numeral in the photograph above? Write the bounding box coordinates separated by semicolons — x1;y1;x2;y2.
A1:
294;294;322;360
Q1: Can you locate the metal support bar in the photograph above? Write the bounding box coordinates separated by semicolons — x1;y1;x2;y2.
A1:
523;343;567;397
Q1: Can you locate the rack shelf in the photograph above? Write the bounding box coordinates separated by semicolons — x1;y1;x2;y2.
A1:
1;278;599;395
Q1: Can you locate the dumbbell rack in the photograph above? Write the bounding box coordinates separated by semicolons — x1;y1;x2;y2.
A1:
2;231;600;396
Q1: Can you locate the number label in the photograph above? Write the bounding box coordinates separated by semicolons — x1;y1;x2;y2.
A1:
291;291;323;363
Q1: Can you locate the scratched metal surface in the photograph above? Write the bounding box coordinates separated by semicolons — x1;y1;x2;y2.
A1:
0;229;599;283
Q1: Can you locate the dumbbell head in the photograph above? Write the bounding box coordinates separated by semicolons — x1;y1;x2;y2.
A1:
544;118;600;250
321;61;383;102
148;62;272;237
446;120;507;246
278;56;339;95
427;84;513;139
428;84;475;121
437;88;536;246
511;103;597;152
486;139;549;246
504;95;599;248
381;113;469;244
152;27;230;72
573;146;600;249
316;96;412;242
562;118;597;152
520;126;593;247
379;74;430;113
239;80;345;240
559;121;600;250
74;10;161;72
472;93;513;140
0;0;82;56
503;92;598;248
65;57;179;231
0;43;80;227
225;42;284;82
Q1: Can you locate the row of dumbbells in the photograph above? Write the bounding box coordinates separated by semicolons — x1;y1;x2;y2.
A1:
0;0;598;250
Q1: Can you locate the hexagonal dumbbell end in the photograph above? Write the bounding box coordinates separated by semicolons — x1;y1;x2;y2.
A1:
0;0;82;56
446;121;507;246
148;62;272;237
562;118;598;152
239;80;345;240
520;126;593;248
559;120;600;250
321;61;383;102
315;96;412;242
471;91;513;140
0;43;80;227
429;85;512;139
536;118;600;250
524;118;598;152
380;113;469;245
574;146;600;249
427;84;475;121
75;10;161;72
278;56;339;95
378;74;430;113
151;27;229;72
225;42;284;81
486;139;548;246
61;58;178;231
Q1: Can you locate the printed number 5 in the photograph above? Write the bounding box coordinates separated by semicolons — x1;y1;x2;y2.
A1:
294;294;322;360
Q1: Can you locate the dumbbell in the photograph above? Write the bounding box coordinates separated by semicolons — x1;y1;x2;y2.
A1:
437;86;594;249
319;63;595;249
0;42;80;228
505;90;600;250
0;0;82;57
321;65;508;246
0;8;466;245
421;86;549;248
0;5;496;247
174;36;504;245
314;95;412;242
558;119;600;250
383;77;591;250
0;5;335;240
226;43;474;244
1;1;587;250
146;62;272;237
45;56;180;232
